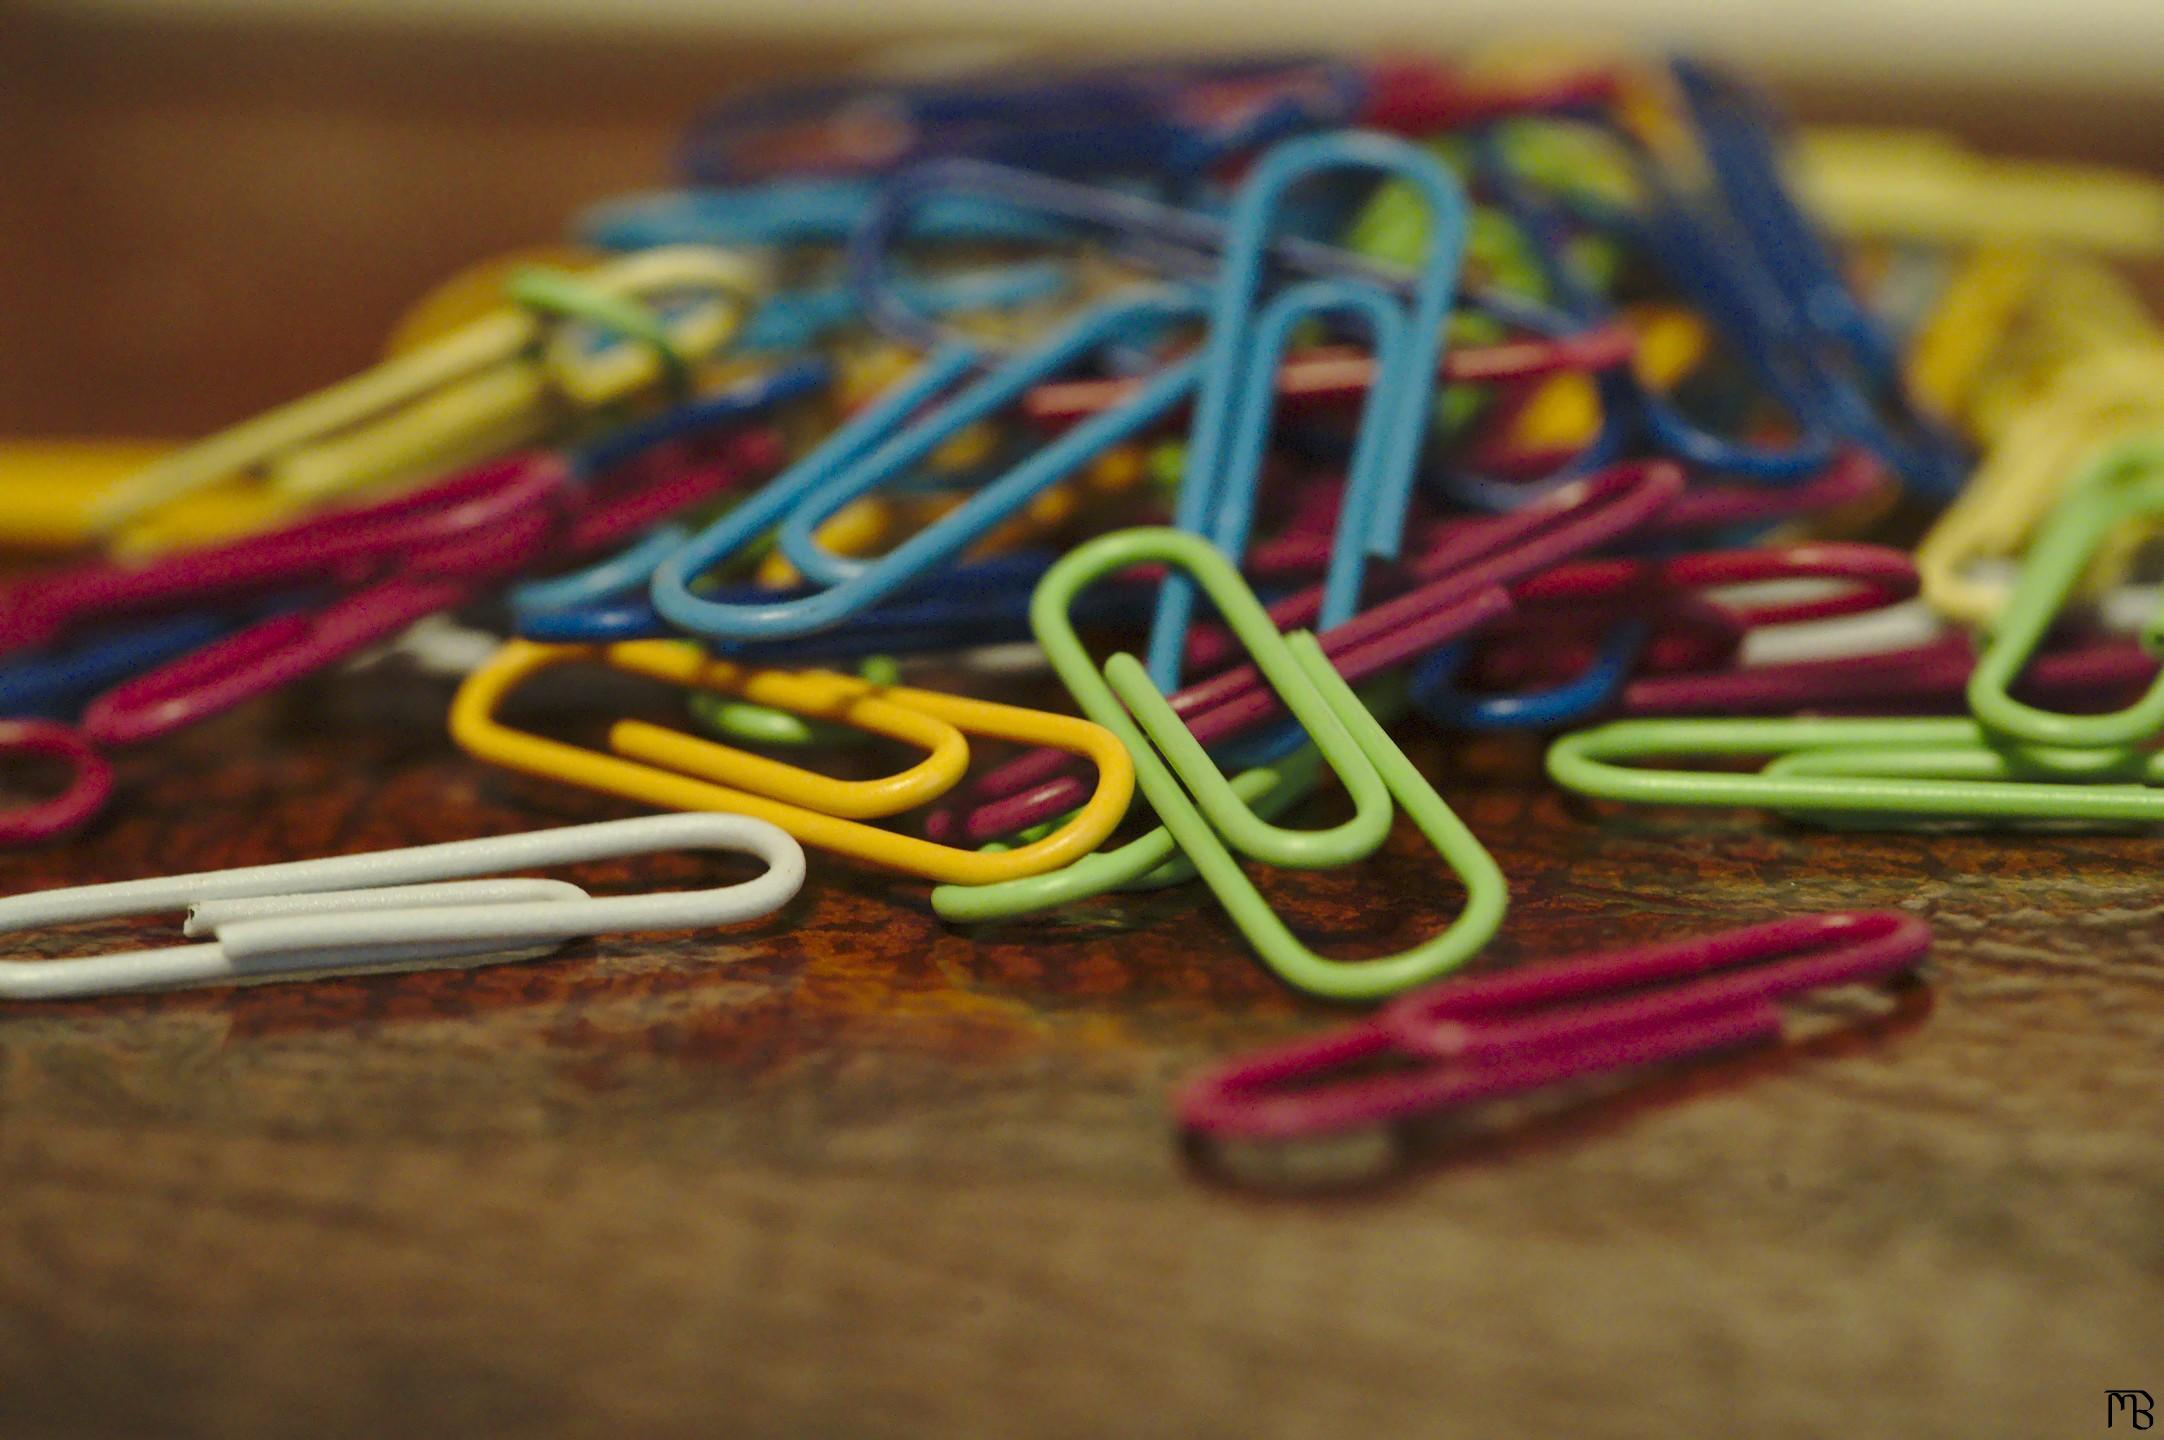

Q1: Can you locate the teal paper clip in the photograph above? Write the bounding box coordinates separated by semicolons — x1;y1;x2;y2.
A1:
1548;716;2164;826
1967;433;2164;749
952;528;1506;1001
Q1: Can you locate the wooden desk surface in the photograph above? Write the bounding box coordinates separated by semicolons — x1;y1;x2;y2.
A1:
2;661;2159;1439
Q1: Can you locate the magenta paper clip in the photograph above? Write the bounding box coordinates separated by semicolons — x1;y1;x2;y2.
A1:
923;460;1682;845
1180;459;1690;677
1457;541;1914;696
1622;632;2161;717
1652;448;1890;536
2;428;780;843
0;720;115;847
1175;910;1931;1142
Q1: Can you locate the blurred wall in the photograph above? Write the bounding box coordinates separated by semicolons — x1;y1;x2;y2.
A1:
3;4;2160;436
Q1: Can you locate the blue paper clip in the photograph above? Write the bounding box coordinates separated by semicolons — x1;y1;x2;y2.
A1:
508;359;829;624
649;289;1208;644
0;610;260;720
1409;619;1649;731
1147;130;1469;690
579;179;1073;251
1667;59;1965;501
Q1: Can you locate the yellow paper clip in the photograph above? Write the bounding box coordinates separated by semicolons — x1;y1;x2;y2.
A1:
449;639;1134;884
0;438;177;550
88;246;764;554
1918;343;2164;625
1797;127;2164;256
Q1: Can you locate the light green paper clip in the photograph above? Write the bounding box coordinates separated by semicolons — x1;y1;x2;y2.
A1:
1548;715;2164;826
1967;433;2164;750
943;528;1506;1001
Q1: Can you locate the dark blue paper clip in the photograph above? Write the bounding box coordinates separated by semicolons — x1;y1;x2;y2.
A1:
1666;58;1966;501
0;603;305;721
1409;619;1648;730
676;59;1361;187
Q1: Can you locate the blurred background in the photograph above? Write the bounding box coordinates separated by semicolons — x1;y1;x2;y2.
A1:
5;0;2161;438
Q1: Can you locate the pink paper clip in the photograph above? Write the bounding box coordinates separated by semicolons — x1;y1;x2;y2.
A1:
924;460;1684;845
1464;540;1917;693
1175;910;1931;1142
0;721;114;847
0;428;780;844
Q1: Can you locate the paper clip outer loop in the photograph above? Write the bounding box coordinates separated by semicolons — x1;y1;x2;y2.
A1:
1173;911;1928;1141
448;640;1134;884
1546;715;2164;825
0;814;805;1001
1966;435;2164;749
1028;528;1505;1000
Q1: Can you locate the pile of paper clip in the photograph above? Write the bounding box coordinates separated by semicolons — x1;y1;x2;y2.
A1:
6;51;2164;1149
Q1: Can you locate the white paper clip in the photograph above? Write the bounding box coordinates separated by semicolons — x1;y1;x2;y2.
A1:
0;813;805;1000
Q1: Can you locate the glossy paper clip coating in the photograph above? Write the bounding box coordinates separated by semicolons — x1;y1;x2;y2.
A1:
1148;130;1469;686
0;814;804;1001
1174;911;1929;1141
88;247;764;543
1014;528;1505;1000
1546;715;2164;826
448;639;1133;884
1965;436;2164;749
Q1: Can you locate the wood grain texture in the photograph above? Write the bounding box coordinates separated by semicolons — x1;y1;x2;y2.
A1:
1;664;2160;1439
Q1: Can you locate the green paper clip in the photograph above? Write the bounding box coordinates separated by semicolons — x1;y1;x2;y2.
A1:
951;528;1506;1001
1548;715;2164;827
1967;433;2164;750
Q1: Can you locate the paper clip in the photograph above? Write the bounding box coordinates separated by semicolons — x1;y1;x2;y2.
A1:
1965;435;2164;749
980;528;1504;1000
1411;541;1918;730
923;460;1680;846
0;416;777;845
1147;130;1469;688
85;247;763;547
1174;911;1930;1141
1620;630;2159;718
676;59;1360;186
1794;126;2164;256
448;639;1134;884
649;289;1206;643
0;814;804;1001
0;439;177;551
1917;347;2164;625
1546;715;2164;827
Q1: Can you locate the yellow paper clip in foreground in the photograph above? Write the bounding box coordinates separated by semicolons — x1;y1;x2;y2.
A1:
449;638;1134;884
87;246;764;553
